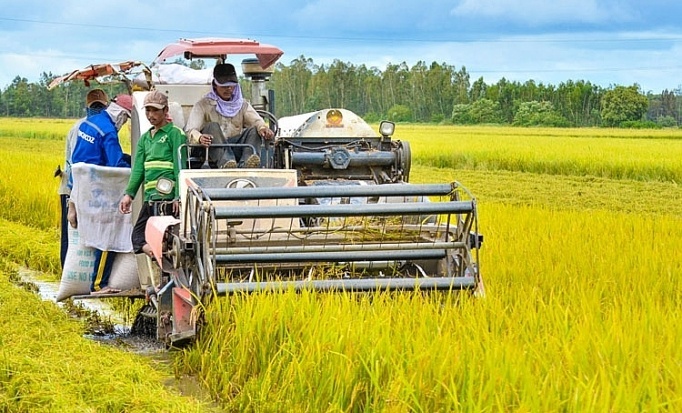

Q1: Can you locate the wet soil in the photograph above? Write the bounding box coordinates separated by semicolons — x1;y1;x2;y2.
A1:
17;267;165;352
14;267;221;408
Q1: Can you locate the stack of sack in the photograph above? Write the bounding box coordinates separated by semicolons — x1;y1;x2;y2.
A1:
57;163;140;301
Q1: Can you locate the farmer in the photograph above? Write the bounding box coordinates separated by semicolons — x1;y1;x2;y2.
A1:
119;90;186;259
68;90;133;295
184;63;274;168
56;89;109;269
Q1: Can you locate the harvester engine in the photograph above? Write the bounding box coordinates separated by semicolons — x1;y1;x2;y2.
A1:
274;109;410;184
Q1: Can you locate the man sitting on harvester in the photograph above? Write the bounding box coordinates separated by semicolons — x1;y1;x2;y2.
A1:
184;63;274;168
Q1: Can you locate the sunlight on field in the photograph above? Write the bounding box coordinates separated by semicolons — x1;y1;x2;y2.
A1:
400;124;682;182
1;119;681;411
184;204;682;411
411;166;682;217
0;120;132;230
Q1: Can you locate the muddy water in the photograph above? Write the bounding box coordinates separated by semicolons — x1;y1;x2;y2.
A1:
16;267;221;408
18;267;166;354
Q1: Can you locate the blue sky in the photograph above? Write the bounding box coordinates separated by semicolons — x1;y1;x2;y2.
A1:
1;0;682;93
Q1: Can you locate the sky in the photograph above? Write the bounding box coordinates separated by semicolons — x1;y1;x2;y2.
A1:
1;0;682;94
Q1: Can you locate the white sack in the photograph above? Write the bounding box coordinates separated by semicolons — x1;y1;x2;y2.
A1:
71;163;133;252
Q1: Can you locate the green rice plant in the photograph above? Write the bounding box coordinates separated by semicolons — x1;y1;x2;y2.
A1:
2;119;682;411
0;145;62;230
0;218;60;275
0;119;133;231
0;117;131;144
0;117;74;140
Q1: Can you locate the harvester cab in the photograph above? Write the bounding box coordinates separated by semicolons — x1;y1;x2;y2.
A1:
50;38;483;348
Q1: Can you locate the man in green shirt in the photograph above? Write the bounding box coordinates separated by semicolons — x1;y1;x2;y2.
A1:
118;90;186;257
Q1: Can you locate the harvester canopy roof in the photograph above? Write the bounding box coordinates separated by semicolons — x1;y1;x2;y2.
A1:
153;38;284;69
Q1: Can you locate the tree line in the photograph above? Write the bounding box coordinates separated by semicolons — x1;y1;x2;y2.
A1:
1;56;680;128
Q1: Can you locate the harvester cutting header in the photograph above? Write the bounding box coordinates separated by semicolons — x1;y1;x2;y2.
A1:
51;38;484;347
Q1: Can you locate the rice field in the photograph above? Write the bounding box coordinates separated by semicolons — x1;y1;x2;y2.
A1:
0;118;681;411
0;259;214;412
403;125;682;183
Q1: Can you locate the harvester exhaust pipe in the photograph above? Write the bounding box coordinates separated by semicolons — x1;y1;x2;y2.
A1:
241;58;274;112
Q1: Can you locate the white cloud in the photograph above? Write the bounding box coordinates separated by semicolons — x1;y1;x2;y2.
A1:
450;0;634;26
0;1;681;93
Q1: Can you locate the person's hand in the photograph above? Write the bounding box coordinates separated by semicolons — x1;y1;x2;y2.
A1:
119;194;133;214
259;127;274;140
199;134;213;147
172;199;180;216
67;200;78;229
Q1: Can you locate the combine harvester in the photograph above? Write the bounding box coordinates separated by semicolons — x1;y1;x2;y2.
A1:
50;38;484;347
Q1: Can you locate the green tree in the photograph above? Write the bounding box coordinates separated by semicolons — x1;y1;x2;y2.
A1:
381;62;410;112
451;103;472;124
486;78;519;123
660;89;678;123
451;99;502;125
5;76;32;116
555;80;602;127
272;55;315;116
453;66;470;105
601;85;649;127
469;99;502;124
386;104;413;122
469;77;487;102
427;62;457;121
513;101;569;127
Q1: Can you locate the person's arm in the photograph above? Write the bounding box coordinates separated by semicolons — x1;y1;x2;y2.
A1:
119;131;147;214
60;120;81;193
184;100;207;144
243;103;266;130
243;103;274;139
124;134;147;199
64;120;81;169
102;129;129;167
118;194;134;215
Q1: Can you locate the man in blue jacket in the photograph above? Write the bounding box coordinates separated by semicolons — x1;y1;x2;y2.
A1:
69;89;133;294
71;91;131;170
57;89;111;270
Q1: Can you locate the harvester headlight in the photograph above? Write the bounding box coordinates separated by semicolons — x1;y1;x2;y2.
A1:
379;121;395;137
326;109;343;126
